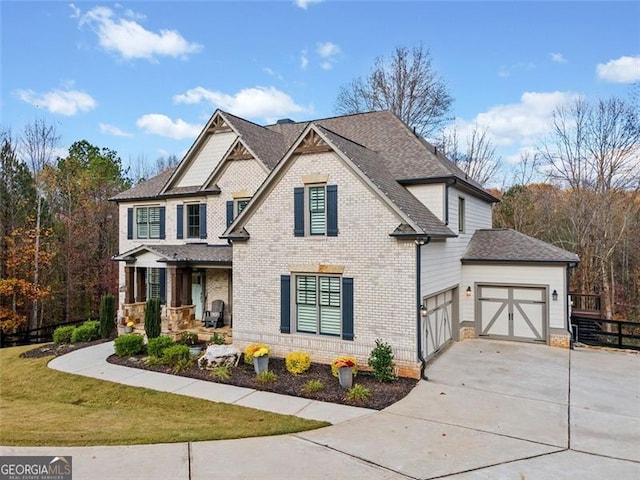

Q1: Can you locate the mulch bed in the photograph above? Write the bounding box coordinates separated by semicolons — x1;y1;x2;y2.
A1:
108;353;418;410
19;339;110;359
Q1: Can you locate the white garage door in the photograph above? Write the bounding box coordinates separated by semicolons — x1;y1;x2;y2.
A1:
422;289;455;359
478;285;547;342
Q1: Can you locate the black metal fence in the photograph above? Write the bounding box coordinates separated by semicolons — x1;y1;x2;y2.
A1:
0;319;88;348
571;315;640;351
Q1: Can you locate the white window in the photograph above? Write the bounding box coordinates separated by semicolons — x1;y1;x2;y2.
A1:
296;274;341;336
136;206;160;239
458;197;465;233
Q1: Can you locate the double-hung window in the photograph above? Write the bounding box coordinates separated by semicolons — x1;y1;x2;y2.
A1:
236;199;249;216
147;268;161;300
458;197;465;233
187;204;200;238
296;275;341;336
308;186;326;235
136;206;160;239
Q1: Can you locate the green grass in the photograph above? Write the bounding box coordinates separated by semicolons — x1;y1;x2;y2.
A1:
0;345;328;446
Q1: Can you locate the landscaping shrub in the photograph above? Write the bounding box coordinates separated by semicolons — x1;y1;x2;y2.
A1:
244;343;270;365
114;334;144;357
147;336;175;358
368;339;397;382
162;345;191;368
256;371;277;384
209;332;225;345
53;325;76;345
346;384;370;404
210;365;231;382
301;379;324;394
99;294;116;339
144;297;162;339
70;321;100;343
177;331;199;346
285;351;311;375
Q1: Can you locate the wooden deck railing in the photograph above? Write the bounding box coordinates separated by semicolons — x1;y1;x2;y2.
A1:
570;293;602;318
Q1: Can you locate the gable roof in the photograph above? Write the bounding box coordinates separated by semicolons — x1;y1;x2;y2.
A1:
223;123;455;239
462;229;579;264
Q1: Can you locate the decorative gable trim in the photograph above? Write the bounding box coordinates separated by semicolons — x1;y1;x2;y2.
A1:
226;142;253;161
294;130;332;155
207;115;232;133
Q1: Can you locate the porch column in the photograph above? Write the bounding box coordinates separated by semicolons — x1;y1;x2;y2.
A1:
181;267;193;305
169;266;180;307
124;266;135;304
135;267;147;303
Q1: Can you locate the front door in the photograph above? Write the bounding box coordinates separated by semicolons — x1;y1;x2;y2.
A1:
192;272;203;320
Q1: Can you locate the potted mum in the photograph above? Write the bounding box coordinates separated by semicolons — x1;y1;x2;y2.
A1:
332;356;358;389
245;344;270;374
123;321;134;334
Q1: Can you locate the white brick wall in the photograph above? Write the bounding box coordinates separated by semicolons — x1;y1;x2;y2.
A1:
232;151;418;371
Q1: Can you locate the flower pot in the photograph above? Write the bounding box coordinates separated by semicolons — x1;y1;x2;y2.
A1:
338;366;353;389
253;355;269;374
189;345;203;357
123;326;133;333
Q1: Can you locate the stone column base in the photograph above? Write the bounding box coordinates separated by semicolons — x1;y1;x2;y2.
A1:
550;329;571;348
166;305;196;331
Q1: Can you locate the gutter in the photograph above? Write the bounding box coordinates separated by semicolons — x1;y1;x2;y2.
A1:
415;236;431;380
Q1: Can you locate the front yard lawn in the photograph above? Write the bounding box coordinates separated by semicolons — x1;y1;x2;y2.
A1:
0;345;327;446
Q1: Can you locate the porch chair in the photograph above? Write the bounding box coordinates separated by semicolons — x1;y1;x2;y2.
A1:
203;300;225;328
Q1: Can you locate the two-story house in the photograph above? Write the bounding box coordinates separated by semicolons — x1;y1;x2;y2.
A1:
112;109;578;378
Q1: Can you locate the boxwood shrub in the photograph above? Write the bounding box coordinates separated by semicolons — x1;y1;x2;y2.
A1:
114;334;144;357
53;325;76;345
70;321;100;343
162;344;191;367
147;335;175;358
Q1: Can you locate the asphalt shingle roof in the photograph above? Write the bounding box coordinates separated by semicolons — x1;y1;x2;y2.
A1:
116;244;232;263
462;229;579;263
110;167;175;201
222;111;287;169
317;125;454;237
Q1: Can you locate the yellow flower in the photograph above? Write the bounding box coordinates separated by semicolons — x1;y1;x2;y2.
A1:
126;321;134;328
253;347;269;358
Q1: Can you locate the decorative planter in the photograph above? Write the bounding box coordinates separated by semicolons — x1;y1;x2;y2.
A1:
189;345;203;357
253;355;269;374
123;326;133;333
338;366;353;389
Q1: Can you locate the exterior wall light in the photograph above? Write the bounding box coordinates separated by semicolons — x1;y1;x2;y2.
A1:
466;286;472;297
552;289;558;301
420;304;428;317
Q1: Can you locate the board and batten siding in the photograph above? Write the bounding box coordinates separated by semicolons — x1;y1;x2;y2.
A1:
232;150;418;372
420;186;492;297
175;131;236;187
461;264;568;331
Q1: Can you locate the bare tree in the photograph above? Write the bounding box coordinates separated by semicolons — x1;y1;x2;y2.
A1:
20;119;60;329
335;44;453;137
438;124;502;186
538;96;640;319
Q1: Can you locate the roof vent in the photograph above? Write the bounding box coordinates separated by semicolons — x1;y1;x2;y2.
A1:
276;118;294;124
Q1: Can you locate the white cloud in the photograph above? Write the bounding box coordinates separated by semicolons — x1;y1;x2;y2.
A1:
452;91;579;149
99;123;133;137
263;67;283;80
74;5;202;61
136;114;202;139
173;86;312;122
316;41;340;58
300;50;309;69
497;61;535;78
320;61;333;71
295;0;322;9
596;56;640;83
16;88;96;115
550;52;567;63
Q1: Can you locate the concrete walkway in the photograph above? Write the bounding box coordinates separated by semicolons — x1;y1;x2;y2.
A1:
2;340;639;479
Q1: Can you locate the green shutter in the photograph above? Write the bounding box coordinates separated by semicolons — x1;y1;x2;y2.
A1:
176;205;183;239
326;185;338;236
280;275;291;334
342;277;354;341
127;208;134;239
200;203;207;239
226;200;234;227
159;206;166;239
294;187;304;236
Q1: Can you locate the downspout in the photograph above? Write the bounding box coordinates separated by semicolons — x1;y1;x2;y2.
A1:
416;236;431;380
567;263;576;349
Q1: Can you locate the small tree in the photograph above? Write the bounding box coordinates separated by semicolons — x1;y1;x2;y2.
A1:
368;339;397;382
144;297;162;339
99;293;116;339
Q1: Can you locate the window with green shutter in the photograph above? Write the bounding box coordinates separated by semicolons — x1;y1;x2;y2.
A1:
187;204;200;238
136;206;161;239
295;274;341;336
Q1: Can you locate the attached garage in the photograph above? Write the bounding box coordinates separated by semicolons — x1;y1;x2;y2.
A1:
422;288;457;359
477;284;546;342
460;229;579;348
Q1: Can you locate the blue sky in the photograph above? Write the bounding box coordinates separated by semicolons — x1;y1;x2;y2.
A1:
2;1;639;179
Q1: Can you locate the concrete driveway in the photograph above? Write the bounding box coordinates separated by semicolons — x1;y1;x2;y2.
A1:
2;339;638;479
